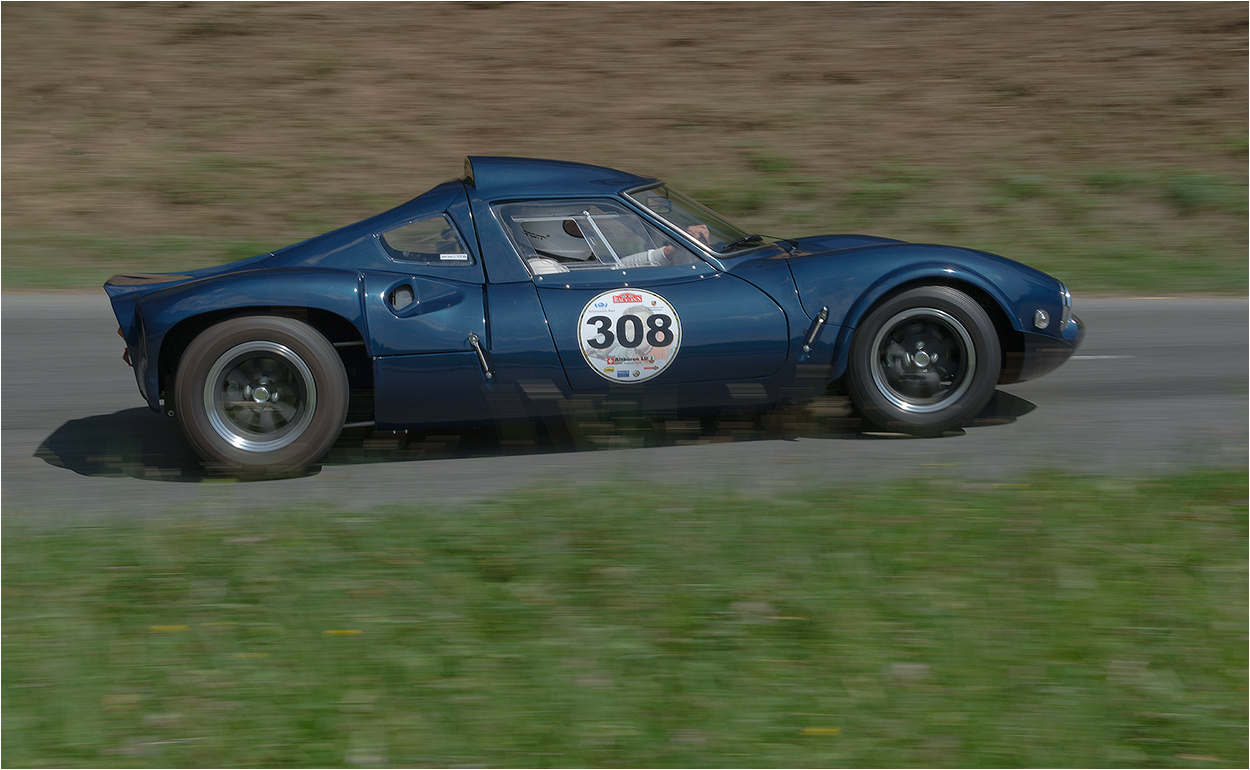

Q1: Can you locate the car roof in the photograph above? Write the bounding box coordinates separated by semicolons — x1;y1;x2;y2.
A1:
463;156;658;200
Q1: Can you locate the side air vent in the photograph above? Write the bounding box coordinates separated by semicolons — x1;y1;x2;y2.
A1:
388;284;415;311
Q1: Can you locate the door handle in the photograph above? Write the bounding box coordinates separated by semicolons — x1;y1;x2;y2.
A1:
799;306;829;361
467;332;494;381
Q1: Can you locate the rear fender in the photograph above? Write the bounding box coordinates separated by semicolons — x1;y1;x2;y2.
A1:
133;268;367;410
106;274;197;341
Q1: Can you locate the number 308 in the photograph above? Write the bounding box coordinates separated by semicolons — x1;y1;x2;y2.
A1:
585;313;674;349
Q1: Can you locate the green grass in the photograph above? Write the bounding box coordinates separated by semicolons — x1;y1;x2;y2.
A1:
841;165;934;215
4;471;1246;767
3;135;1245;297
1;232;279;291
4;170;1244;294
1162;175;1247;217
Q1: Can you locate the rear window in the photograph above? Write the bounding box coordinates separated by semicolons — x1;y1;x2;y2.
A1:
379;216;474;265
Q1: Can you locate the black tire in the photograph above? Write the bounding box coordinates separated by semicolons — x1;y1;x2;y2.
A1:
845;286;1000;436
173;316;349;475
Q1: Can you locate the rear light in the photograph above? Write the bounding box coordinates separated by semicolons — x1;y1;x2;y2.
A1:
118;327;132;367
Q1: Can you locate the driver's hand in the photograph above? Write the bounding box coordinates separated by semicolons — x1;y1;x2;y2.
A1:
687;224;711;245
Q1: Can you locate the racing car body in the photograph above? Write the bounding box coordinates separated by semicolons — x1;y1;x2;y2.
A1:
105;156;1084;473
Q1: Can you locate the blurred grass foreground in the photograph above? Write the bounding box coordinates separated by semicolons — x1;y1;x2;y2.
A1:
2;2;1247;294
4;471;1246;767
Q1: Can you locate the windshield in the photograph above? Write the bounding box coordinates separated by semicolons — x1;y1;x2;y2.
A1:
627;185;757;255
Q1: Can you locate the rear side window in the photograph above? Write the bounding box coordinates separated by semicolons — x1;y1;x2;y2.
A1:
379;216;474;265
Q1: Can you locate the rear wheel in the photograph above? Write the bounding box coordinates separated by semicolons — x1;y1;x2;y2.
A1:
845;286;1000;436
174;316;349;475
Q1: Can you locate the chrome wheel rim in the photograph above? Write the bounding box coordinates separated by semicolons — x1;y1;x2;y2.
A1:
870;308;976;413
202;341;317;452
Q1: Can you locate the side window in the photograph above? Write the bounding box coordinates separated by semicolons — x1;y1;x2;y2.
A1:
493;200;701;277
379;215;474;265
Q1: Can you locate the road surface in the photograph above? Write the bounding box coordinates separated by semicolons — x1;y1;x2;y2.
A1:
3;295;1245;522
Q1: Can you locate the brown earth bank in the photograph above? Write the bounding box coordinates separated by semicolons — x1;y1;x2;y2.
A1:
2;2;1246;292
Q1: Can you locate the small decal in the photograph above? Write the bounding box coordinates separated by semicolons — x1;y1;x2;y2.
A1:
440;253;470;261
578;289;682;383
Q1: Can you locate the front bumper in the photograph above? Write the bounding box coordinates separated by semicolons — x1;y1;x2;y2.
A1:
1000;314;1085;384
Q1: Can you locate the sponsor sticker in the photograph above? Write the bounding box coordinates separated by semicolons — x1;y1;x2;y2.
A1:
578;288;681;383
439;253;470;261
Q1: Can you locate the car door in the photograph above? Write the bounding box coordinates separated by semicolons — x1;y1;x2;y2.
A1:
492;199;791;397
364;213;492;427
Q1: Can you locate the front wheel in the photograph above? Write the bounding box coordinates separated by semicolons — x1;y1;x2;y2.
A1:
845;286;1000;436
173;316;349;475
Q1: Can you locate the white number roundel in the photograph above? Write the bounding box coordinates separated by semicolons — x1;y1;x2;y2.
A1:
578;289;681;383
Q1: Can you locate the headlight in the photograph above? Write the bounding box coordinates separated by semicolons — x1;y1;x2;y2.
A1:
1059;281;1072;327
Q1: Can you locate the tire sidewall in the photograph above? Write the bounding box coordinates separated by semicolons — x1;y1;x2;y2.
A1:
174;316;349;474
846;286;1000;435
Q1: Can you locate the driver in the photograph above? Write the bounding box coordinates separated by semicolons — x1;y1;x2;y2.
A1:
527;218;708;275
525;218;597;274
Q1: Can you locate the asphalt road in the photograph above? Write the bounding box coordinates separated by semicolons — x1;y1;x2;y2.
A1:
3;294;1246;522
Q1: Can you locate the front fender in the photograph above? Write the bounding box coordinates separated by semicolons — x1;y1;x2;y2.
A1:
133;268;367;410
786;243;1063;383
826;263;1020;382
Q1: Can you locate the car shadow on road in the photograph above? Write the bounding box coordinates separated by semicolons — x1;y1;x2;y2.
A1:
35;391;1035;482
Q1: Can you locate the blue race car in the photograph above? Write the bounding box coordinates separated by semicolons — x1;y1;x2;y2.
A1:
105;156;1084;474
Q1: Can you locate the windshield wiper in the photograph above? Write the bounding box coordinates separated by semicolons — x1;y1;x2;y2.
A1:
720;233;764;252
762;234;798;254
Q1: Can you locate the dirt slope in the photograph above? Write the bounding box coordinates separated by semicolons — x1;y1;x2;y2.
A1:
2;2;1246;291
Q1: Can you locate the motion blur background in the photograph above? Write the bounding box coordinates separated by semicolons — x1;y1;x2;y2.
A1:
2;1;1246;294
3;3;1247;768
